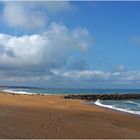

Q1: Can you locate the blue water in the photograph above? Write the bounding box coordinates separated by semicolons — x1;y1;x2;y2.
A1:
94;99;140;115
1;86;140;95
1;86;140;115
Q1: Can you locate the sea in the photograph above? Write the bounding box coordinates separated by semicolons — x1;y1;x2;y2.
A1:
0;86;140;116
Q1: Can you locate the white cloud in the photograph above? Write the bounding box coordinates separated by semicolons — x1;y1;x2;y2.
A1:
3;2;47;30
2;1;73;30
48;69;140;85
0;23;92;69
51;69;110;81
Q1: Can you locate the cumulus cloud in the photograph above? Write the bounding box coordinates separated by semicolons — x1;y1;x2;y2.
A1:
0;22;92;70
2;1;72;30
3;2;47;30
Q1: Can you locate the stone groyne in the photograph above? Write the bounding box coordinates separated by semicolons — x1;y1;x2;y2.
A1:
63;94;140;101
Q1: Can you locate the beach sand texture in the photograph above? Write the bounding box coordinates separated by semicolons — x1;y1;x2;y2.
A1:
0;93;140;139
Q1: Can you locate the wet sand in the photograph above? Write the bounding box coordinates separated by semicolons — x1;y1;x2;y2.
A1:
0;92;140;139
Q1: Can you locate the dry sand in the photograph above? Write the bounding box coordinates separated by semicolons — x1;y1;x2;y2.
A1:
0;92;140;139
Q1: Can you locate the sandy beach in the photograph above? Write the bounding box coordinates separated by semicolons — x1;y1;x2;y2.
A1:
0;92;140;139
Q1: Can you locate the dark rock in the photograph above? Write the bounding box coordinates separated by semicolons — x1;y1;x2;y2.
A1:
63;93;140;101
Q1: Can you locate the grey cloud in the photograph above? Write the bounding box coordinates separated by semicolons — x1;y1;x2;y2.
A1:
1;66;140;88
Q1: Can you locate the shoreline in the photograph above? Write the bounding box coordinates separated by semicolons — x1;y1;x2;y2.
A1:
0;92;140;138
87;101;140;118
1;91;140;116
2;91;139;117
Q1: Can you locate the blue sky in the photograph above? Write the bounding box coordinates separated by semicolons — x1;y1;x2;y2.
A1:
0;1;140;88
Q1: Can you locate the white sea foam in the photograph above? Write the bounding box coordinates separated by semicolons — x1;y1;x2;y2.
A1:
2;89;35;95
126;100;140;107
2;89;56;96
95;99;140;116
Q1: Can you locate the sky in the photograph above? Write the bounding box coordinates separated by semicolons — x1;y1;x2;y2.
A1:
0;1;140;89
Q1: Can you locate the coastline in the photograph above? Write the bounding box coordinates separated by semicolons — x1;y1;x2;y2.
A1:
90;101;140;118
0;92;140;138
3;89;140;116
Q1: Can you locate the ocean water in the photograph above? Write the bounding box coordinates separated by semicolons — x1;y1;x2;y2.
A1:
1;86;140;116
94;99;140;115
1;86;140;95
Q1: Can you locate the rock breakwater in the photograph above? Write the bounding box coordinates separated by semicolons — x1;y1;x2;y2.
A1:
63;94;140;101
